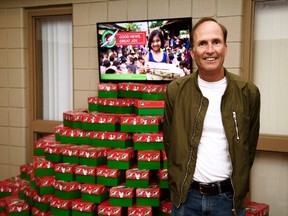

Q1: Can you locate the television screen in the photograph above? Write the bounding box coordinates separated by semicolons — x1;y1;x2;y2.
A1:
96;17;192;83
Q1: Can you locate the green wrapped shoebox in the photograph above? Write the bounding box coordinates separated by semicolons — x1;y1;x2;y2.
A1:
50;197;73;216
60;128;92;145
109;185;135;207
137;150;161;170
98;83;118;98
91;131;132;149
141;84;166;100
35;176;55;195
126;168;150;188
96;165;125;186
82;113;120;131
135;183;160;207
81;183;109;203
54;180;81;200
33;159;54;177
120;116;160;133
134;99;164;116
55;163;77;182
79;147;110;167
133;132;164;150
107;148;136;170
75;165;97;184
63;109;87;129
88;96;99;112
117;83;144;98
33;194;54;212
72;198;98;216
62;145;90;165
97;98;135;114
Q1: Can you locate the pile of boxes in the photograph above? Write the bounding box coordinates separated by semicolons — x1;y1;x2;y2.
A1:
0;82;269;216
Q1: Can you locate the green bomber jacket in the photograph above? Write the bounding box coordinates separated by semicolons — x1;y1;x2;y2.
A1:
163;69;260;213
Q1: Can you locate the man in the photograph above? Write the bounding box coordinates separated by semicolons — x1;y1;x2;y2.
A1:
163;17;260;216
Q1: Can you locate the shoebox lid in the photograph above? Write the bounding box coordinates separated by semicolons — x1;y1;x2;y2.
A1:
63;109;88;122
4;195;30;213
98;200;123;216
137;150;161;162
157;169;168;180
107;148;135;161
31;206;52;216
134;99;164;108
98;98;135;107
88;96;99;105
91;131;132;141
79;147;110;159
50;196;72;209
133;132;163;143
33;158;54;169
120;116;159;125
110;184;135;198
35;176;55;187
98;83;118;91
128;205;152;216
60;128;92;138
55;163;78;174
81;183;109;195
96;164;123;178
75;165;96;176
136;183;160;198
54;180;81;192
32;194;53;204
159;200;171;214
71;198;97;212
126;168;150;180
82;114;120;124
118;83;144;92
61;145;90;157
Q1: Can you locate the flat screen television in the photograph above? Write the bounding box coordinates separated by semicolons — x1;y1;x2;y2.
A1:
96;17;192;83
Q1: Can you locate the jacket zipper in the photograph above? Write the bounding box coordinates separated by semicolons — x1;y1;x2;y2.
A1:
232;111;240;140
177;97;204;208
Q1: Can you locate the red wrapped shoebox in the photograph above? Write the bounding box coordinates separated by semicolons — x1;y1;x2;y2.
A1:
137;150;161;170
134;99;164;116
157;169;168;188
82;113;120;132
158;200;171;216
107;148;136;170
54;163;78;182
33;158;55;177
128;205;152;216
141;84;166;100
96;165;125;186
50;196;73;216
161;150;168;169
74;165;97;184
54;180;81;200
71;198;98;216
31;206;51;216
44;143;73;163
33;193;54;212
61;145;90;164
79;147;110;167
91;131;132;149
126;168;150;188
63;109;88;129
120;116;160;133
98;200;124;216
135;183;160;206
246;201;269;216
88;96;100;112
34;136;60;156
109;184;135;207
97;98;135;114
133;132;164;150
117;83;144;99
98;83;118;98
59;128;92;145
4;196;30;216
35;176;55;195
54;124;68;142
81;183;109;203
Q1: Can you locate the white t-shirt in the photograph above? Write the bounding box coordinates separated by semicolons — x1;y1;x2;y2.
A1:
193;76;232;183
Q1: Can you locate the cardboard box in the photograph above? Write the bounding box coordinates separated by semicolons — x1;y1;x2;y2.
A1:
61;145;90;164
109;184;135;207
4;196;30;216
63;109;88;129
96;165;125;186
246;201;269;216
141;84;166;101
54;180;81;200
97;98;135;114
134;99;164;116
133;132;164;150
33;158;55;177
120;116;160;133
88;96;100;112
71;198;98;216
157;169;168;188
126;168;150;188
35;176;55;195
98;83;118;98
60;128;92;145
81;183;109;203
128;205;152;216
98;200;124;216
107;148;136;170
118;83;144;99
82;114;120;132
137;150;161;170
135;183;160;206
74;165;97;184
158;200;171;216
50;197;73;216
79;147;110;167
91;131;132;149
54;163;78;182
33;194;54;212
161;150;167;169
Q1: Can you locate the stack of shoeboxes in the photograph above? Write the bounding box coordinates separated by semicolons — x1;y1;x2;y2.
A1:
0;82;269;216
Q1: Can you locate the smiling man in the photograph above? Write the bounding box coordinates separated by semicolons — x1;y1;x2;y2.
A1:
163;17;261;216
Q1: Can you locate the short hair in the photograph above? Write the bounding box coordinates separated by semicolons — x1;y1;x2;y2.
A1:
148;29;165;50
191;17;228;48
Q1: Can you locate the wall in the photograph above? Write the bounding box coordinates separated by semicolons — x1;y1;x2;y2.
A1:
0;0;287;214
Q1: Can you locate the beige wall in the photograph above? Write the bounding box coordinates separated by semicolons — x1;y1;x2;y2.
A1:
0;0;287;214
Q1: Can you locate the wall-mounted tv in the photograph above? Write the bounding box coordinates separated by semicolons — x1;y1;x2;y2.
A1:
96;17;192;83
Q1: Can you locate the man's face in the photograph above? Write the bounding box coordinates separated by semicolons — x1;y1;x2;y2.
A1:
190;21;227;77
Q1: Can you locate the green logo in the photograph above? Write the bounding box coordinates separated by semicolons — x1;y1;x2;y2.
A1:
101;30;117;48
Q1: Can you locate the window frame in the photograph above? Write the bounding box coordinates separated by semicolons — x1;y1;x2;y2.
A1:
27;6;73;161
243;0;288;153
